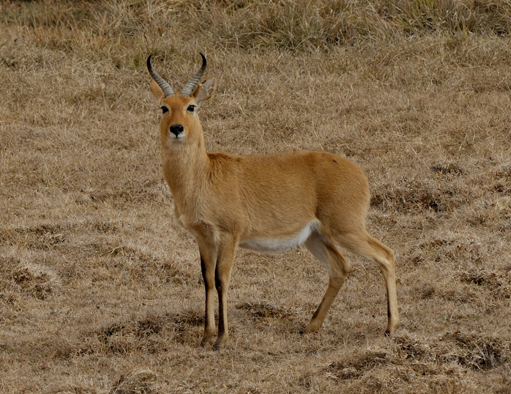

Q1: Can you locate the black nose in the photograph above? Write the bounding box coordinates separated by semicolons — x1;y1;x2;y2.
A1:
170;124;184;137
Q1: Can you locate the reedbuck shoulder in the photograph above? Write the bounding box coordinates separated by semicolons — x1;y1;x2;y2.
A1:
147;53;399;349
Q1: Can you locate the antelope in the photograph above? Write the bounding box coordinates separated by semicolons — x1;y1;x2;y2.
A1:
147;53;399;350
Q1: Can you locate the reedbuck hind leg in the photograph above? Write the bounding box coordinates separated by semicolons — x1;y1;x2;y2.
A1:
336;231;399;335
303;232;353;333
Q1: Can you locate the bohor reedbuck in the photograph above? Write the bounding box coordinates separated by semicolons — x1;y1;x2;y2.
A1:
147;53;399;349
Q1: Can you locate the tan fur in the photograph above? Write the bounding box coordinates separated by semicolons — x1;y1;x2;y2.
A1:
150;64;399;350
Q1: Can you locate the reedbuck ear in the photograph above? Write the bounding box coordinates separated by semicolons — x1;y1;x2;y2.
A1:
150;79;165;102
193;77;217;106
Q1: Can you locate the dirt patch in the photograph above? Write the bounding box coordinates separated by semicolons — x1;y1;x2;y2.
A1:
12;262;59;300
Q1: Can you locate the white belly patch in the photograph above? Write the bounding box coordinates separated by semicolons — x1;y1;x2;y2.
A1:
239;221;318;254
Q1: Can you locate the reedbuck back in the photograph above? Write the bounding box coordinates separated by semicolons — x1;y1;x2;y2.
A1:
147;53;399;349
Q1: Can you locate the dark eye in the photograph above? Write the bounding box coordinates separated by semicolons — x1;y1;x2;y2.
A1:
161;106;169;114
187;105;196;113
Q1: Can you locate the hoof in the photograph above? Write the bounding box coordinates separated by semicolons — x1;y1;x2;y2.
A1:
302;322;321;334
201;333;216;347
213;338;227;351
385;324;399;336
385;318;400;336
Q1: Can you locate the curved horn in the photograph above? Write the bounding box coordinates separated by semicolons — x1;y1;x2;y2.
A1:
147;55;175;98
180;53;207;97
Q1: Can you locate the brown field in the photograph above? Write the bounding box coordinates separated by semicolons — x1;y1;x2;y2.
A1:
1;0;511;392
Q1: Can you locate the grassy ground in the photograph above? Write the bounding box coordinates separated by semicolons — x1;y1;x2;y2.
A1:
1;0;511;392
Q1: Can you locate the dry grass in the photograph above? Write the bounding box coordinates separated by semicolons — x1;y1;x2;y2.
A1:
1;0;511;392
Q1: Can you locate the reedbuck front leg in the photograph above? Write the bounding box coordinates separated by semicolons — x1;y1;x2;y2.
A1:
198;234;237;350
199;251;216;346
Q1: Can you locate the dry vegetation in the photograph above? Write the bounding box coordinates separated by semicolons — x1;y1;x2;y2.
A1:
1;0;511;392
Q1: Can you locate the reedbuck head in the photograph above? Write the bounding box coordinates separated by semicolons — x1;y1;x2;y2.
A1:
147;53;217;147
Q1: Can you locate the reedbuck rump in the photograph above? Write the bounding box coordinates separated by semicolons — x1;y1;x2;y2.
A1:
147;53;399;349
